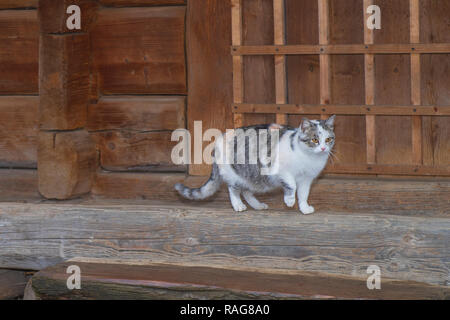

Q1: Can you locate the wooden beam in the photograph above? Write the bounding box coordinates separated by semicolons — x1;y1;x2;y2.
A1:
233;104;450;116
0;201;449;288
28;261;450;300
39;33;90;130
0;0;37;9
326;164;450;176
231;43;450;55
410;0;422;165
364;0;376;164
0;96;38;168
274;0;288;125
318;0;330;117
87;96;185;132
231;0;244;128
98;0;186;6
0;269;31;300
0;10;39;95
0;169;39;202
38;131;96;199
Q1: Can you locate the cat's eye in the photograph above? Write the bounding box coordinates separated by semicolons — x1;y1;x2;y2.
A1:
312;138;319;144
326;137;333;143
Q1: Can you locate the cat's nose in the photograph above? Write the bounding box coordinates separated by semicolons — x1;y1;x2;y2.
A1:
321;147;326;151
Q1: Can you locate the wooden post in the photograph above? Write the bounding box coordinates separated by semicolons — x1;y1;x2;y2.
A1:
410;0;422;165
231;0;244;128
274;0;288;125
364;0;376;164
38;0;97;199
318;0;330;121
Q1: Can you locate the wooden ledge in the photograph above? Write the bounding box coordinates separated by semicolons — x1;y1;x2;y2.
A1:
27;260;450;300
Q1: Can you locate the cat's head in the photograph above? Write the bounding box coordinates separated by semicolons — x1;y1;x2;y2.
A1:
298;115;336;155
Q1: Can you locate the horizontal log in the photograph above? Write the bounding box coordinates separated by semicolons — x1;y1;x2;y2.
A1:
92;131;185;172
0;269;30;300
0;202;448;289
38;130;96;199
29;261;450;300
326;164;450;177
87;96;185;131
99;0;186;6
233;103;450;116
38;0;98;34
0;96;38;168
0;10;38;94
91;173;450;215
91;6;187;94
232;43;450;55
39;33;90;130
0;169;39;202
0;0;37;9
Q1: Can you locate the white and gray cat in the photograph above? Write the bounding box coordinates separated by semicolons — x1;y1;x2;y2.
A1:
175;116;336;214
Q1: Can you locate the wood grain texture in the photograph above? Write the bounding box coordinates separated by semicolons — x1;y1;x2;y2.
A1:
0;201;449;288
273;0;287;125
92;172;450;215
0;169;39;202
285;0;319;126
91;6;186;95
0;269;30;300
0;96;38;168
0;10;38;94
420;0;450;168
187;0;234;175
99;0;186;6
30;261;450;300
38;130;96;199
38;0;98;34
92;131;185;172
39;33;90;130
0;0;37;8
242;0;275;126
87;96;185;131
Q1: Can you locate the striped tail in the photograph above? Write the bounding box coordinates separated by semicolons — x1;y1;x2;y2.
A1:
175;163;222;200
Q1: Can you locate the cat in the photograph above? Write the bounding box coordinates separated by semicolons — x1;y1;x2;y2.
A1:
175;115;336;214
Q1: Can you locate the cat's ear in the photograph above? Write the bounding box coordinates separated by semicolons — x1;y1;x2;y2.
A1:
325;115;336;129
300;118;312;131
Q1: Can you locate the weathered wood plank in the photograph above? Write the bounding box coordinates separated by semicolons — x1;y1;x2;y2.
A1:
0;202;448;288
39;33;90;130
91;131;185;172
274;0;287;125
99;0;186;6
91;172;450;215
29;261;450;300
188;0;234;175
0;10;38;94
87;96;185;131
38;131;96;199
38;0;98;34
0;269;30;300
91;6;186;95
0;96;38;168
0;0;37;9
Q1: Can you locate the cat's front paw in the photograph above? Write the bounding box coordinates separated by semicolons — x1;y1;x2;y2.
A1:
300;203;315;215
232;202;248;212
284;195;296;208
254;203;269;210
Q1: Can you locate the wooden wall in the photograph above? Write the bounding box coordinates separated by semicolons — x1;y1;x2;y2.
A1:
0;5;39;169
89;2;187;173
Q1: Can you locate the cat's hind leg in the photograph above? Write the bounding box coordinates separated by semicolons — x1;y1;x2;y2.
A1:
228;186;247;212
243;191;268;210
